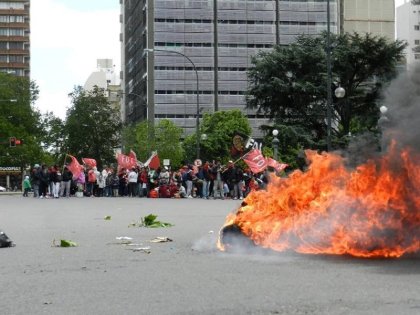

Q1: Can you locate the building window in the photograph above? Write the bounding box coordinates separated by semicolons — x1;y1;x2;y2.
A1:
415;54;420;60
415;25;420;31
415;40;420;45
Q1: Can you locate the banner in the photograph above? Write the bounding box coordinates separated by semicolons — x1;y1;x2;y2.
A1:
144;151;160;170
116;153;137;170
266;157;288;172
82;158;97;168
243;149;268;174
128;150;137;161
67;155;83;179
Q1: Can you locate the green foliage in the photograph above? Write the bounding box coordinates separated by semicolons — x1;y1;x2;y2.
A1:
183;110;252;163
129;214;174;228
0;73;50;167
123;119;185;167
59;239;78;247
65;86;122;168
247;32;407;151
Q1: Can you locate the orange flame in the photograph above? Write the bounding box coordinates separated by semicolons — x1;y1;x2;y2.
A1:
219;142;420;258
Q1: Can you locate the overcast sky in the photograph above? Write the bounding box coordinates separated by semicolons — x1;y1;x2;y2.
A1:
31;0;406;119
31;0;120;118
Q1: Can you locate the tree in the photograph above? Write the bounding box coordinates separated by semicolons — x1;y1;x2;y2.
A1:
65;86;122;168
123;119;185;168
0;73;49;168
183;110;252;163
247;32;407;149
38;111;66;161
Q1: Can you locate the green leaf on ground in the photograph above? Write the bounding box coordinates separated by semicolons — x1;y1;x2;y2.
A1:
60;239;78;247
104;216;112;220
129;214;173;228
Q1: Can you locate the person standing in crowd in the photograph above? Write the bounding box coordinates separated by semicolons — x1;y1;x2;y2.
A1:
110;171;120;197
183;165;193;198
104;168;113;197
119;168;128;196
96;169;105;197
223;160;236;199
38;165;49;198
127;167;138;197
211;160;224;199
60;165;73;197
200;161;211;199
139;167;149;197
232;165;244;200
51;165;62;198
31;164;41;198
87;167;96;197
158;166;170;198
23;175;31;197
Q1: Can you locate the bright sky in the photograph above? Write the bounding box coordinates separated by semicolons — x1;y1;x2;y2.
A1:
31;0;120;119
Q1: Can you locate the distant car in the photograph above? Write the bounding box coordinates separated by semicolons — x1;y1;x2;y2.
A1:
0;186;6;192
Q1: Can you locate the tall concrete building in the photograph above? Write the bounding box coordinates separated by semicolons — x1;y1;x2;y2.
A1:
0;0;30;77
397;0;420;65
339;0;395;41
120;0;338;138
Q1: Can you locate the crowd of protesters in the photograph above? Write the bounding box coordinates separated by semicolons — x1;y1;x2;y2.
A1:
28;160;273;200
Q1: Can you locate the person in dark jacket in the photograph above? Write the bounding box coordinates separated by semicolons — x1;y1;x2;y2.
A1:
60;166;73;197
38;165;49;198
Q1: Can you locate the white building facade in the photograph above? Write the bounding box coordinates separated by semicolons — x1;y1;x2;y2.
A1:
340;0;395;41
397;0;420;65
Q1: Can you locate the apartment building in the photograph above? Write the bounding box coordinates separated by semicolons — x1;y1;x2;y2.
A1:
120;0;339;138
397;0;420;65
0;0;30;77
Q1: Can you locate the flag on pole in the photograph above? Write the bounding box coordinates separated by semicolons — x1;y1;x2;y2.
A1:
82;158;97;168
128;149;137;161
243;149;268;174
144;151;160;170
116;153;137;170
266;157;288;172
67;155;83;179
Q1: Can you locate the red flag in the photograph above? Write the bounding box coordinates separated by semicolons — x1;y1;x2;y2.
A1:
243;149;268;174
144;152;160;170
266;157;288;172
67;155;83;179
129;150;137;161
116;153;137;170
82;158;97;168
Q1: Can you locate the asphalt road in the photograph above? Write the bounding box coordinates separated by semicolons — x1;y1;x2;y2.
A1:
0;195;419;315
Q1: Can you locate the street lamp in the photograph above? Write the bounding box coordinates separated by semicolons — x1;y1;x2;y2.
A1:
272;129;279;161
335;86;345;99
144;48;200;158
326;0;333;152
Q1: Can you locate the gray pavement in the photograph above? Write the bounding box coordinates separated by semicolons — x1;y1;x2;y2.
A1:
0;195;419;315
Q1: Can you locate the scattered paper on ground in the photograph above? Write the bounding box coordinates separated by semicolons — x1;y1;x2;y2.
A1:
129;246;151;254
150;236;173;243
116;236;133;240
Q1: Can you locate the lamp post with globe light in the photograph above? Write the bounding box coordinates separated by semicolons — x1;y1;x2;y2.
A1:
144;48;201;158
326;86;346;150
272;129;279;160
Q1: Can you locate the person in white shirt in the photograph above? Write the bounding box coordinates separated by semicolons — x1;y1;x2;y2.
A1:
127;167;138;197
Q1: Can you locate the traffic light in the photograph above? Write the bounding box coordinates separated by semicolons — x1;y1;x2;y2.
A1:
9;137;16;147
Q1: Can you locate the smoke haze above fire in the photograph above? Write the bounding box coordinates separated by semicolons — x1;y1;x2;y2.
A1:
382;64;420;150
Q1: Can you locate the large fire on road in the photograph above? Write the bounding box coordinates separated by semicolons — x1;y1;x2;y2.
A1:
218;68;420;258
219;143;420;258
